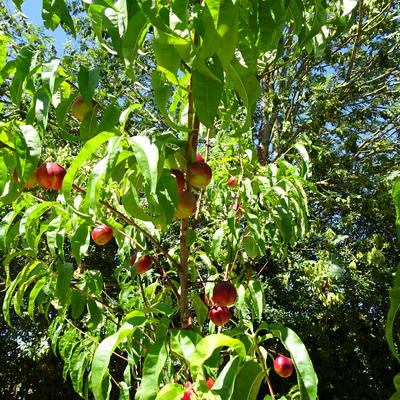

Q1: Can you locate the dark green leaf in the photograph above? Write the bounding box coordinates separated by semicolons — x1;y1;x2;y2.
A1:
231;360;264;400
78;66;100;106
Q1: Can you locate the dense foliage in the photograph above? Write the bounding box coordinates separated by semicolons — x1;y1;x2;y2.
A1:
0;0;399;399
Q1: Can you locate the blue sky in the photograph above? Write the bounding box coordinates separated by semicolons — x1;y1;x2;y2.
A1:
5;0;67;54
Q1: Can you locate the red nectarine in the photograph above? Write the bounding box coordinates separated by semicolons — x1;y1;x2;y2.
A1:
213;282;237;307
131;252;152;274
208;306;230;326
36;162;66;190
170;169;185;193
187;162;212;189
273;355;294;378
174;192;196;218
91;225;113;245
227;176;238;187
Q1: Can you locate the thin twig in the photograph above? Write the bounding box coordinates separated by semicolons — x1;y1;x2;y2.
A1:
72;184;181;271
345;0;364;82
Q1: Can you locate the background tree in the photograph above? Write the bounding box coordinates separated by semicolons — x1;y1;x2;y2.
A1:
253;0;400;398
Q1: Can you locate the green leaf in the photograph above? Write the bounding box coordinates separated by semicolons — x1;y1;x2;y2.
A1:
0;201;27;252
122;9;149;78
101;0;129;56
52;0;76;36
19;202;63;249
70;340;93;396
87;299;103;330
212;355;241;400
386;264;400;363
96;103;121;133
393;179;400;242
389;390;400;400
153;31;181;79
3;260;43;325
394;373;400;391
248;280;265;322
190;334;246;381
192;56;224;128
78;65;100;105
266;323;318;400
42;0;61;30
42;59;60;95
204;0;238;66
119;103;142;128
258;0;286;53
46;214;66;260
231;360;264;400
62;131;116;217
10;45;35;106
0;158;7;195
170;329;202;363
71;286;87;320
56;262;74;307
14;261;44;318
91;314;147;400
226;58;260;132
141;337;168;400
243;236;258;258
11;0;25;10
28;277;47;321
191;293;209;328
15;124;42;184
71;223;90;265
151;70;190;132
154;383;185;400
122;182;157;222
128;136;159;193
55;90;76;129
35;87;51;128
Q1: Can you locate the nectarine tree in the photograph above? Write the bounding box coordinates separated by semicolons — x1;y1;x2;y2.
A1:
0;1;361;399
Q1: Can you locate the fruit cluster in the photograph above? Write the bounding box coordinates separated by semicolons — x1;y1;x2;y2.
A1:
171;153;212;219
206;281;237;326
